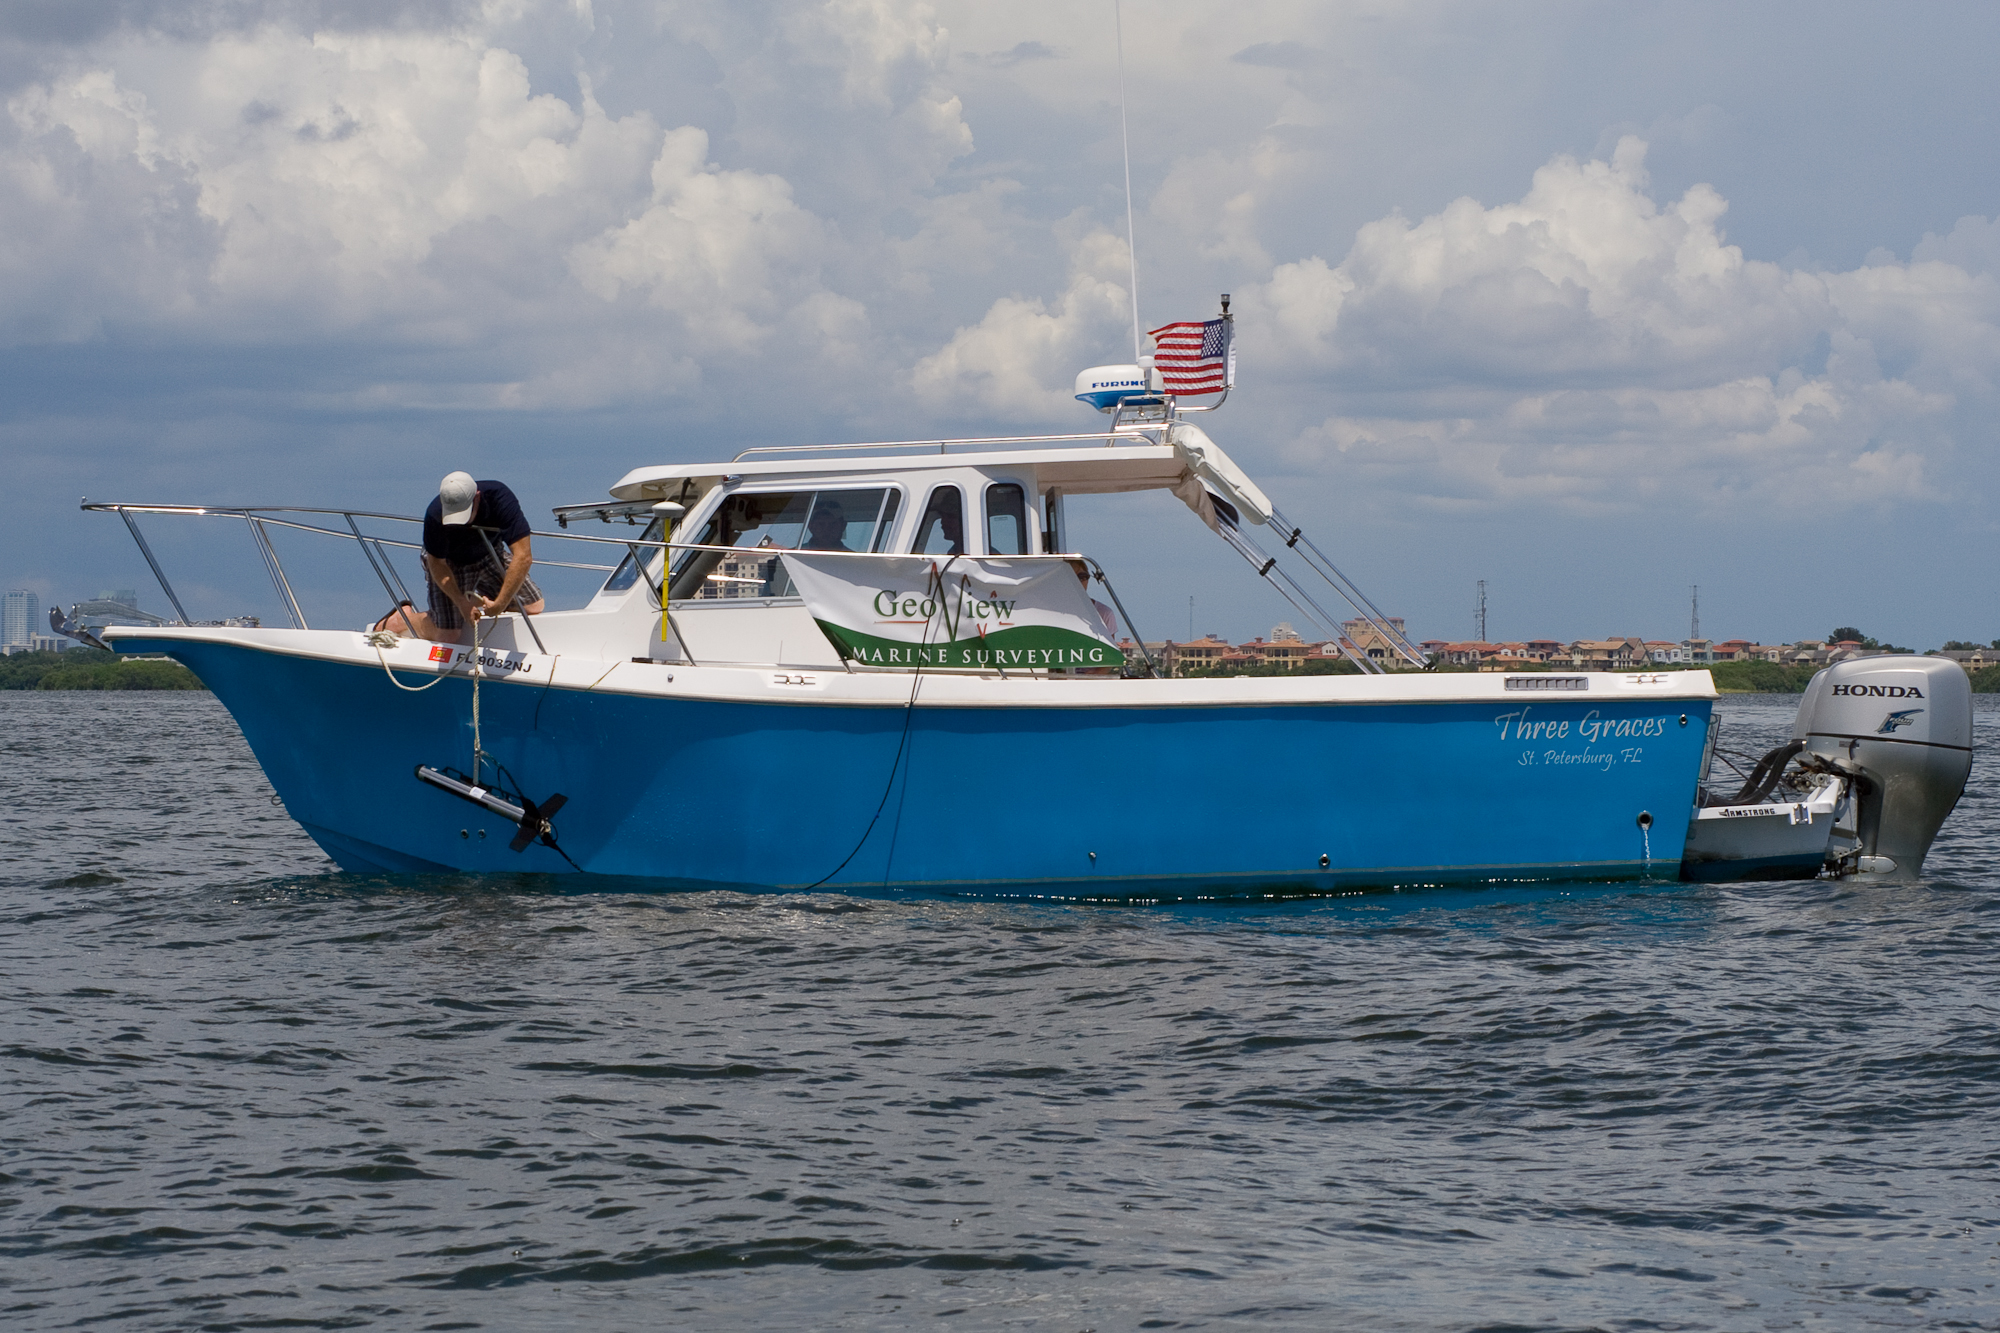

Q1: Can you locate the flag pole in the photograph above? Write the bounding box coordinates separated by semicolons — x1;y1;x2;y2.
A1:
1114;0;1143;367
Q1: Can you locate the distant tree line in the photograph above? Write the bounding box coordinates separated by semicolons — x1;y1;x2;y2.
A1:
1176;657;1364;678
1829;627;1914;653
0;649;205;691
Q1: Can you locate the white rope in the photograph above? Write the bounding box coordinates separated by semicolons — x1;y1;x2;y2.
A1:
470;616;486;784
368;631;447;692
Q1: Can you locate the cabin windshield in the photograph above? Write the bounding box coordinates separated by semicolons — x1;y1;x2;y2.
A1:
668;487;898;601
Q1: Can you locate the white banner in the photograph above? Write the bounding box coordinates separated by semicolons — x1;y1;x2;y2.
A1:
779;553;1125;670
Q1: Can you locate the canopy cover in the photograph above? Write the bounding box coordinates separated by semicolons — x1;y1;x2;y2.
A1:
1168;422;1273;533
781;553;1125;671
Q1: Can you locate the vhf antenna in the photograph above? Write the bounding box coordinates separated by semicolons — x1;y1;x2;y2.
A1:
1114;0;1142;365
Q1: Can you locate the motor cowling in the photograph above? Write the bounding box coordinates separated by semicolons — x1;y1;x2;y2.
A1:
1792;656;1972;879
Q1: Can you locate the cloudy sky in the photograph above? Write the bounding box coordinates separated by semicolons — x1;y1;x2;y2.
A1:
5;0;2000;647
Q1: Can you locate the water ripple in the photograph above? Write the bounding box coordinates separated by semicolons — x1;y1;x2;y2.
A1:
4;693;2000;1329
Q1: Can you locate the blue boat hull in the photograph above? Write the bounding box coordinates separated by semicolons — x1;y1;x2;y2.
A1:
141;636;1712;896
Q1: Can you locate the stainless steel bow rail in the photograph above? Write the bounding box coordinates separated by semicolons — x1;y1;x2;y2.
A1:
77;501;626;650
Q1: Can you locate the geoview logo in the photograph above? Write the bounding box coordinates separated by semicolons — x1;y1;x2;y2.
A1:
1830;684;1925;698
871;589;1017;625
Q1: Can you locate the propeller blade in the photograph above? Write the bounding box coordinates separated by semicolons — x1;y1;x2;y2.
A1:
507;794;566;853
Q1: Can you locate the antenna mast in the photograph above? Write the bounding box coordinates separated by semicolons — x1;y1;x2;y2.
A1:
1476;580;1487;643
1690;585;1700;641
1114;0;1142;364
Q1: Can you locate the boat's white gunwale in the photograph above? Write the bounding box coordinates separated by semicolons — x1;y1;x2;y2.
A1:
107;625;1721;708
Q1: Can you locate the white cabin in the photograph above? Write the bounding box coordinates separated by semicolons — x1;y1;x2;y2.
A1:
530;437;1195;669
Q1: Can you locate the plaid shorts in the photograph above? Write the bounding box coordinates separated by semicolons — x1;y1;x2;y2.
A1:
426;552;543;631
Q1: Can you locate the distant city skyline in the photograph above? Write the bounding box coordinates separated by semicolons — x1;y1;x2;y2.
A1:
3;586;154;653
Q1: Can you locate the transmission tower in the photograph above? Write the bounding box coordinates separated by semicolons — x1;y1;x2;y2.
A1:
1476;580;1487;643
1690;585;1700;641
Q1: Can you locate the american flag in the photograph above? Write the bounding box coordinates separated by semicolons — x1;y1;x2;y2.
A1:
1147;317;1234;396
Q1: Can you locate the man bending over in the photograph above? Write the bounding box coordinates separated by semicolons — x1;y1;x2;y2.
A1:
379;471;543;642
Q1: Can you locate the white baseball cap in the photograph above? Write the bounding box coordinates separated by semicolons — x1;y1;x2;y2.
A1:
438;471;478;525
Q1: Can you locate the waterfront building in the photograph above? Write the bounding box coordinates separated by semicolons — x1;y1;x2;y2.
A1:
1338;621;1413;666
1174;635;1233;674
1568;638;1647;670
1435;640;1495;666
1646;640;1682;664
1933;647;2000;672
1680;638;1713;663
2;590;37;651
1340;617;1406;641
1252;635;1316;670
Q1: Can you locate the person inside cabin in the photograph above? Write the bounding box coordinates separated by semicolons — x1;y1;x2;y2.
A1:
1068;559;1119;640
801;498;852;552
376;471;543;642
913;486;965;556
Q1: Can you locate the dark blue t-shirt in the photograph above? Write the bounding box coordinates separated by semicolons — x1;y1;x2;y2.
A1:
422;480;531;566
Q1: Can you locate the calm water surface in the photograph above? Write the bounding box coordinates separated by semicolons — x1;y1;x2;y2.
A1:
4;692;1999;1331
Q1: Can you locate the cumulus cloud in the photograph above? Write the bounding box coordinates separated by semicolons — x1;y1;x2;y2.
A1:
1252;137;1998;516
569;126;835;350
3;2;1998;537
0;0;981;415
910;224;1133;418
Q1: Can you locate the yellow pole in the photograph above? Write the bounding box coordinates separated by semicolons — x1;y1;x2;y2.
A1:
661;514;674;646
651;500;684;654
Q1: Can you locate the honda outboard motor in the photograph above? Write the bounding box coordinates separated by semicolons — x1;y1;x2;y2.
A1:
1793;656;1972;879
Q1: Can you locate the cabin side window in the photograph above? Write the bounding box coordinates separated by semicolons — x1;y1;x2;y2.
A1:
665;487;900;601
911;485;965;556
984;482;1028;556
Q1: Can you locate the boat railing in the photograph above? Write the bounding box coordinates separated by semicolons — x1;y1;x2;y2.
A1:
80;502;631;652
728;426;1166;462
80;501;1160;676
